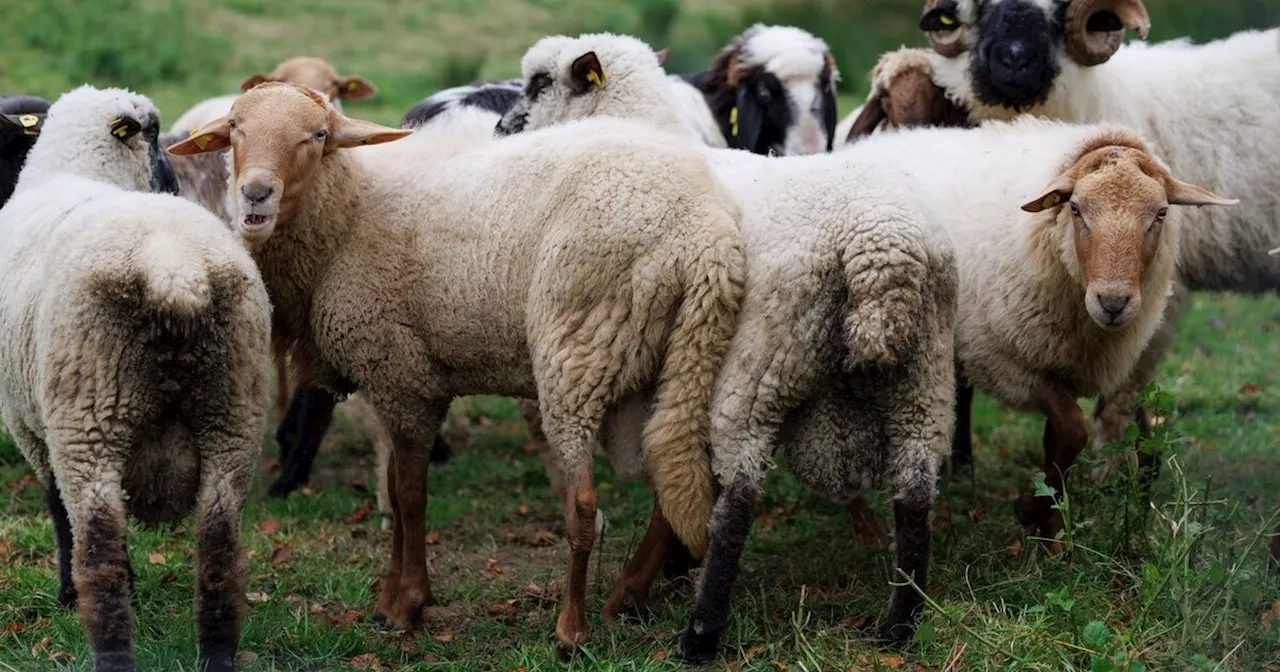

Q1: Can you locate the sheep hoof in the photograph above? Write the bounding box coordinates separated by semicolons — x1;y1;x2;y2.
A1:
57;584;77;609
678;625;720;665
554;641;577;662
266;478;298;499
879;621;916;649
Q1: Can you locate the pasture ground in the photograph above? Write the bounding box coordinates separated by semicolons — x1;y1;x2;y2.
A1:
2;295;1279;671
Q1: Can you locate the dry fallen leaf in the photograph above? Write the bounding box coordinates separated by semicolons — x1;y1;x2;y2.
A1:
771;661;791;672
1007;538;1024;558
878;653;906;669
270;545;292;565
839;616;870;629
349;652;381;670
531;529;557;546
745;643;766;660
517;503;529;516
147;552;166;566
346;499;374;524
425;530;441;545
1240;383;1263;396
46;650;74;663
237;651;259;664
1261;599;1280;627
6;622;24;634
258;519;282;535
31;636;50;659
432;631;455;643
344;608;363;624
0;540;9;562
967;506;989;523
487;600;517;618
651;650;669;662
246;592;270;604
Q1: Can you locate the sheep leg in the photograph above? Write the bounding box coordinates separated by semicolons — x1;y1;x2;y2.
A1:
847;493;888;546
603;492;675;621
554;461;599;658
660;537;698;580
951;382;975;467
382;416;446;632
193;466;253;672
1016;385;1088;548
54;459;135;672
269;386;336;498
372;447;403;624
274;356;291;419
881;494;932;645
43;476;78;609
680;473;761;665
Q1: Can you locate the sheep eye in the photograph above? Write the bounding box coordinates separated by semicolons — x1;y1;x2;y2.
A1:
528;74;552;101
315;130;327;140
228;119;237;129
1069;202;1081;217
1156;206;1168;219
757;84;772;102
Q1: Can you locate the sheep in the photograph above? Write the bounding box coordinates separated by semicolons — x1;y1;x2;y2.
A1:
170;56;377;133
497;33;959;659
845;115;1235;544
166;81;746;653
0;85;271;672
1;95;51;205
845;1;1280;459
400;79;523;130
674;24;840;155
834;49;972;143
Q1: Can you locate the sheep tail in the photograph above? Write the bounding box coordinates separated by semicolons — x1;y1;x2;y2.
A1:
135;232;212;317
839;229;931;369
642;208;746;559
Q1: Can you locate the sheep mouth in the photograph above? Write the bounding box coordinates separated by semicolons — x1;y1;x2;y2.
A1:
242;213;273;229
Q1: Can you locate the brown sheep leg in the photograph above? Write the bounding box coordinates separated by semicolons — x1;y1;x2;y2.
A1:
847;493;888;546
603;492;676;621
372;448;403;624
1015;383;1088;549
554;462;598;658
380;421;444;631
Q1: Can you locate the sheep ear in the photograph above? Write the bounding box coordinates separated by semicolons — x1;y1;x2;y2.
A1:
328;116;412;149
655;47;670;66
0;112;44;137
336;76;377;101
166;117;231;155
1021;175;1076;213
570;51;607;93
1167;179;1239;207
109;116;143;142
240;73;273;93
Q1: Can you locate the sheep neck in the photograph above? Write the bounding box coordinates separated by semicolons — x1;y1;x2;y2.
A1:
251;150;367;381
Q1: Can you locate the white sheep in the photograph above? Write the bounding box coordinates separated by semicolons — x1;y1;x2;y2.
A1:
167;82;746;653
846;115;1235;545
845;1;1280;453
169;56;377;133
0;85;271;672
498;33;959;659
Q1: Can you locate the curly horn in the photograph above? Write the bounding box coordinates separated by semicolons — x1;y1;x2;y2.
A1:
1064;0;1151;66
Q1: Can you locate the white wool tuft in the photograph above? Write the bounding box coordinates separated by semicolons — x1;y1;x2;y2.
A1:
737;24;837;83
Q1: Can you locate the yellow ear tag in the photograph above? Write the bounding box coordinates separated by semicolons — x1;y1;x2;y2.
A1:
1042;193;1061;209
112;125;130;139
17;114;37;128
347;81;359;92
193;134;213;150
586;70;603;88
188;127;201;137
939;14;956;26
730;106;739;136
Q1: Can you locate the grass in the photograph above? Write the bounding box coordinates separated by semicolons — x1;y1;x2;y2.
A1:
2;291;1279;671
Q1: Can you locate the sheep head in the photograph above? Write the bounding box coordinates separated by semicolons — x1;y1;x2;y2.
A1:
166;83;409;247
496;33;674;137
845;50;972;144
1021;132;1235;330
240;57;378;103
919;0;1149;111
691;24;839;155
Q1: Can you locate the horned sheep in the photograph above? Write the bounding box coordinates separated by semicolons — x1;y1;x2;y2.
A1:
845;0;1280;460
497;33;959;660
167;82;747;653
0;86;271;672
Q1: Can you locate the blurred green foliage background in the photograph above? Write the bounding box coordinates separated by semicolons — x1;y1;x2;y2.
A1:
1;0;1276;127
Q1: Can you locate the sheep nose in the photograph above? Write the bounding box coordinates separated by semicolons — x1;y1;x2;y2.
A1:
242;181;274;204
993;40;1031;72
1098;292;1131;321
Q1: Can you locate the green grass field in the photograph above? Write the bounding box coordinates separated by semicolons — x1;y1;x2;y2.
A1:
4;0;1280;669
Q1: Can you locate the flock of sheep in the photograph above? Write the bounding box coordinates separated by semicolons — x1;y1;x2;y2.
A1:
0;0;1275;669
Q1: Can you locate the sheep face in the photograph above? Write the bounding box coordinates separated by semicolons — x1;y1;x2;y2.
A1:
165;83;408;247
1022;139;1236;330
708;25;840;155
921;0;1150;111
240;56;378;104
0;95;49;206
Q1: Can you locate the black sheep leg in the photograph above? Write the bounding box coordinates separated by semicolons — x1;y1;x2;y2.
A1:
951;382;975;467
45;477;77;608
679;474;760;665
881;497;932;645
270;387;336;498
